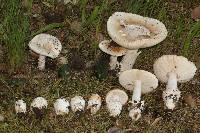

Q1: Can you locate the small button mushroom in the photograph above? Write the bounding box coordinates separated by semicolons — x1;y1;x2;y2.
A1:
153;55;197;110
15;100;26;114
119;69;158;121
54;98;70;115
87;94;102;114
106;89;128;117
107;12;168;49
99;40;140;74
99;40;127;70
31;97;48;117
28;34;62;70
70;96;85;114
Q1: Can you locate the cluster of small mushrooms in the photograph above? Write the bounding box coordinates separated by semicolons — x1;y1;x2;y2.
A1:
15;95;101;116
16;12;197;121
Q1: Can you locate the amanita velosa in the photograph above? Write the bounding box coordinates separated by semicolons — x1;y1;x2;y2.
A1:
119;69;158;121
13;12;198;122
153;55;197;110
99;12;168;74
28;33;62;70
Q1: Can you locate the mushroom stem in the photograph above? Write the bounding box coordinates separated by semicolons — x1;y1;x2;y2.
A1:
132;80;141;103
38;55;46;70
167;72;178;91
109;56;119;70
129;80;144;121
120;50;141;73
163;72;181;110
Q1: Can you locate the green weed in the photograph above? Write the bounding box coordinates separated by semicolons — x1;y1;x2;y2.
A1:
30;23;65;37
182;21;200;57
3;0;30;71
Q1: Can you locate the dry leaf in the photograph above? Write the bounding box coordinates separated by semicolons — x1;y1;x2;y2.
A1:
191;6;200;21
184;95;196;107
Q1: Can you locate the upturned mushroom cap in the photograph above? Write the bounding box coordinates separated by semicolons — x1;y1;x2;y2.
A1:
99;40;127;56
153;55;197;83
107;12;168;49
29;33;62;58
119;69;158;93
106;89;128;105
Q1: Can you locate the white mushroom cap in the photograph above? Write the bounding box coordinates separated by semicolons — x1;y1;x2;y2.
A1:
28;33;62;58
119;69;158;93
107;12;168;49
153;55;197;83
31;97;48;109
15;100;26;114
70;96;85;113
99;40;127;56
54;98;70;115
87;94;102;114
106;89;128;105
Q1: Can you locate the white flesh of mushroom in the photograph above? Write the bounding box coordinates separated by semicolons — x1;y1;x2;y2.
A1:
54;98;70;115
163;72;181;110
109;56;119;70
31;97;48;109
119;50;141;73
38;55;46;70
119;20;150;40
87;94;102;114
70;96;85;113
107;101;122;117
129;80;144;121
15;100;26;114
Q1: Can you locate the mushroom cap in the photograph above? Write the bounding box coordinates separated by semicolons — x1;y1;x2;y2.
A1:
28;33;62;58
87;94;102;114
70;96;85;112
31;97;48;109
153;55;197;83
107;12;168;49
15;100;26;113
99;40;127;56
54;98;70;115
106;89;128;105
119;69;158;93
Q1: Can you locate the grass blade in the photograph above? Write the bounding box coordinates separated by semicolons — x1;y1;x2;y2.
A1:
182;21;200;57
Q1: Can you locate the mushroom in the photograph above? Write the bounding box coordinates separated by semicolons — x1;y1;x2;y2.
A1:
54;98;70;115
70;96;85;114
107;12;168;49
153;55;197;110
31;97;48;117
119;69;158;121
99;40;127;70
106;89;128;117
28;33;62;70
106;12;167;73
99;40;140;72
87;94;102;114
15;100;26;114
